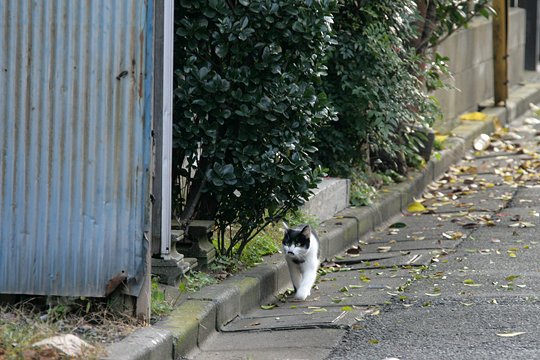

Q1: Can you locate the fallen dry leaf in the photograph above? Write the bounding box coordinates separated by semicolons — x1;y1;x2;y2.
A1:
407;201;426;213
442;231;464;240
435;134;448;143
524;117;540;125
509;222;536;228
346;246;361;255
389;222;407;229
461;222;479;229
463;279;482;287
496;332;526;337
460;112;488;121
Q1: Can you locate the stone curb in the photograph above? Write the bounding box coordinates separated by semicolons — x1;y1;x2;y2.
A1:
103;83;540;360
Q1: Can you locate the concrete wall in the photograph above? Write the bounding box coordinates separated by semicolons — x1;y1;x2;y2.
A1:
433;8;526;131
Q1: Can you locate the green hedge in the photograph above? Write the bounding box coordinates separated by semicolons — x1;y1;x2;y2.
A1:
172;0;492;257
173;0;335;256
314;0;438;177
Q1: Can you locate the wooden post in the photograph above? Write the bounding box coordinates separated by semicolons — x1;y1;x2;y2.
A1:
137;0;174;321
493;0;509;105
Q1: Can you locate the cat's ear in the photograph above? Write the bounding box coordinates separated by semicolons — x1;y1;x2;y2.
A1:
282;222;290;237
301;225;311;238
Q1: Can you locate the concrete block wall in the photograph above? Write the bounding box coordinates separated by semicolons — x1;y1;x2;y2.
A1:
301;178;350;224
508;7;526;87
433;8;526;132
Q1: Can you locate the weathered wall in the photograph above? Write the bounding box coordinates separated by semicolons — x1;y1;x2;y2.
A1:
0;1;154;298
433;8;526;131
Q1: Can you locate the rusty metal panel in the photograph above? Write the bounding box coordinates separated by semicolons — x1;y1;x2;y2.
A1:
0;0;154;297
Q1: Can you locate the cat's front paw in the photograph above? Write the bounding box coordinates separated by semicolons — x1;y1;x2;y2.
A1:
294;288;310;301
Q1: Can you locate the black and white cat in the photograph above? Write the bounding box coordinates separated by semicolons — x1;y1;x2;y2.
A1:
282;223;320;301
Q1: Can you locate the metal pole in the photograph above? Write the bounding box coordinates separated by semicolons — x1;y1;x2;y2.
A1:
151;0;173;258
161;0;174;257
493;0;509;105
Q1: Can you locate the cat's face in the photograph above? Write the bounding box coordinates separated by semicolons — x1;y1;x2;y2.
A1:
282;225;311;259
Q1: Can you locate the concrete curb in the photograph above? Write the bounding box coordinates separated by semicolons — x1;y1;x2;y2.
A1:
103;82;540;360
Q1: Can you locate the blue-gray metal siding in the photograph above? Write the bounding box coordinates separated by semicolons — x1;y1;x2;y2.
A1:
0;1;153;297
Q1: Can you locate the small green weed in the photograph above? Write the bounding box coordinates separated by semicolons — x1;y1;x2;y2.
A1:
349;167;407;206
350;181;377;206
151;277;174;317
433;139;445;151
179;271;219;293
240;230;281;268
283;210;319;229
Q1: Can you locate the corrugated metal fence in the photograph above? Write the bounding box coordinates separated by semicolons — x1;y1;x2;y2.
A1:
0;1;154;297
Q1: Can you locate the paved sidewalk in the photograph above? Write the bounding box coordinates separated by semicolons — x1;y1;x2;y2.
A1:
188;105;540;358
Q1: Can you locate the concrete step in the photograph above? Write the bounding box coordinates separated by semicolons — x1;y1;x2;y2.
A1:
301;178;350;223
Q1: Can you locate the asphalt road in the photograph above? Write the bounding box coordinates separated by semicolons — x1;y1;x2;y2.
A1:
326;113;540;360
328;301;540;360
327;230;540;360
